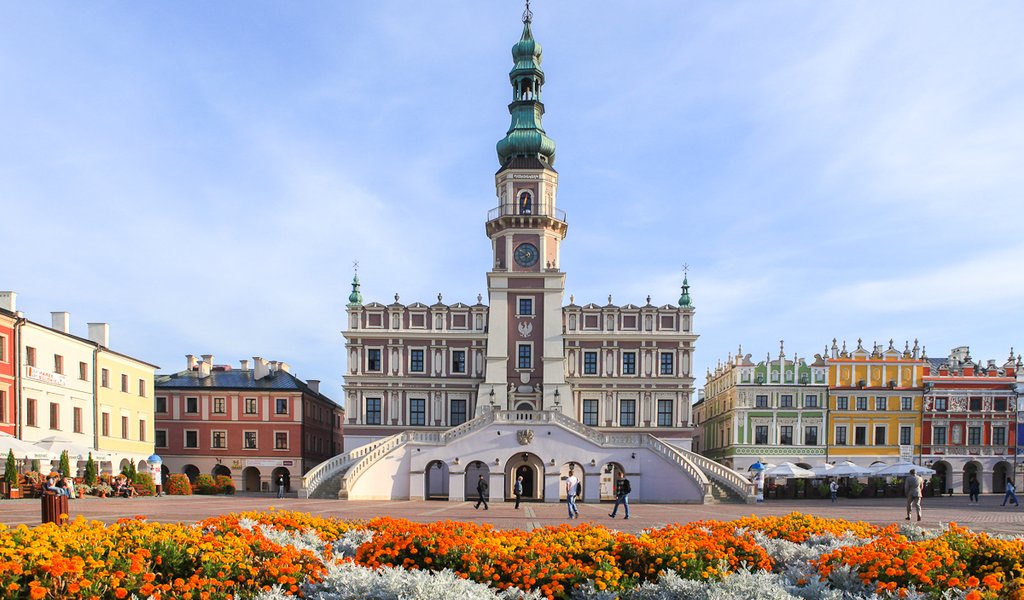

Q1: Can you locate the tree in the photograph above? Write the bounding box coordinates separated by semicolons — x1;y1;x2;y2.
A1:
4;450;16;488
59;450;71;478
121;459;137;482
84;453;97;486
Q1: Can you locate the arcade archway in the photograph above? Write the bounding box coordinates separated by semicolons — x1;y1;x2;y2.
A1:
425;460;449;500
505;452;544;501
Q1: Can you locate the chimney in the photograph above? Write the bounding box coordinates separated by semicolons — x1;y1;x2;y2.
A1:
201;354;214;367
269;360;279;375
278;362;291;373
198;354;213;377
186;354;197;370
51;311;70;333
87;323;110;347
253;357;270;379
307;379;320;394
0;291;16;312
240;359;250;371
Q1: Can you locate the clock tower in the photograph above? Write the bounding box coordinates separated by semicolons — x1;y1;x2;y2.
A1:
480;3;568;415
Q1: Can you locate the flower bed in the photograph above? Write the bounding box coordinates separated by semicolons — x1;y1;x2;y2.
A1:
0;511;1020;599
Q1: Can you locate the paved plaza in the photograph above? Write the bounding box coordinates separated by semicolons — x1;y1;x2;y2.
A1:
2;494;1022;536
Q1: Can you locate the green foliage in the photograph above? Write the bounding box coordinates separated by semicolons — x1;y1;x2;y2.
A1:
30;459;40;473
133;472;156;496
849;480;865;496
215;475;236;495
84;453;98;486
59;450;71;477
816;481;830;497
121;459;138;482
4;450;16;487
195;473;217;495
166;473;193;496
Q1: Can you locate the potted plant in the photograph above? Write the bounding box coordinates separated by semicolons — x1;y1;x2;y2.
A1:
849;480;865;498
84;453;97;486
94;482;113;498
76;482;92;496
816;481;830;499
3;450;20;499
794;479;806;498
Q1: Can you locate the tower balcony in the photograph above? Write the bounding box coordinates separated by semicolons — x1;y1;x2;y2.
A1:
485;203;568;237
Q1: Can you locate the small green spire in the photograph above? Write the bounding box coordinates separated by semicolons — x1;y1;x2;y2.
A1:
348;273;362;306
678;275;692;308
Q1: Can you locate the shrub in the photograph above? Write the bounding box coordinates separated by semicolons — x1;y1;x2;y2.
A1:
133;472;156;496
166;473;193;495
94;482;113;496
3;450;16;488
215;474;236;494
195;473;218;495
121;459;138;482
59;450;72;478
84;453;97;485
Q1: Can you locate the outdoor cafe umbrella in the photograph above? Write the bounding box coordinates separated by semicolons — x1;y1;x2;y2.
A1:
32;437;92;461
0;433;50;460
810;463;835;476
763;462;816;479
827;461;873;478
872;462;936;477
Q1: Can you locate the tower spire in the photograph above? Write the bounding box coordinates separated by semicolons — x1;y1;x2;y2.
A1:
347;260;362;306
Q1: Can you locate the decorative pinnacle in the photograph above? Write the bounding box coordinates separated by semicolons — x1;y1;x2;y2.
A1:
523;0;532;23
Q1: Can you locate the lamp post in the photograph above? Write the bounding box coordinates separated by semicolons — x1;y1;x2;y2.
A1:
553;388;560;410
489;386;496;410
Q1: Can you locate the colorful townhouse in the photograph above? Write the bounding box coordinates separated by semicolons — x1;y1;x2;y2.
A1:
0;294;17;437
155;355;344;495
698;343;828;471
825;339;927;466
921;346;1020;494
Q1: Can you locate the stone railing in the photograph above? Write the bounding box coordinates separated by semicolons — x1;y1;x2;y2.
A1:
302;433;404;497
674;447;755;502
440;410;497;444
639;436;712;500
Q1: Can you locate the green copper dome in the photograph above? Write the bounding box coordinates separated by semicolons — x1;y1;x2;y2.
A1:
348;274;362;305
496;13;556;168
678;276;692;308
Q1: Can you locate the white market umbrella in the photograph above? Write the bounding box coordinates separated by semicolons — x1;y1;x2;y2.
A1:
33;437;92;461
763;462;816;479
827;461;873;478
872;462;936;477
0;433;50;460
810;463;834;476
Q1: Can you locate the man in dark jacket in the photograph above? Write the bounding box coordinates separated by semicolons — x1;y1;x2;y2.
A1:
514;475;523;509
608;472;631;519
474;474;489;510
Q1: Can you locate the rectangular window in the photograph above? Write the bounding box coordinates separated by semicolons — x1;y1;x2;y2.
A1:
121;416;129;439
79;361;88;381
49;402;59;430
410;398;426;426
901;397;913;411
583;352;597;375
804;394;818;408
121;373;128;392
26;346;36;367
53;354;63;375
837;396;849;410
101;413;110;436
835;426;848;445
995;398;1008;412
138;379;146;397
139;420;146;442
73;407;82;433
185;397;198;414
854;426;867;446
755;425;769;445
410;349;425;373
366;398;382;425
275;398;288;414
185;430;198;448
27;398;37;427
969;397;982;412
212;397;226;414
212;431;226;449
875;397;887;411
994;426;1007;446
0;391;4;423
622;352;636;375
659;352;674;375
155;430;167;448
156;397;167;413
582;399;598;426
934;426;947;445
0;336;5;362
518;344;532;369
244;431;257;449
900;426;912;445
804;425;818;446
619;399;636;426
245;398;257;415
275;432;288;450
367;349;382;372
101;368;109;387
856;397;868;411
935;397;948;411
780;395;793;408
755;395;768;408
450;399;467;426
780;426;793;445
518;298;533;316
874;426;886;445
657;399;673;427
968;426;982;445
452;350;466;374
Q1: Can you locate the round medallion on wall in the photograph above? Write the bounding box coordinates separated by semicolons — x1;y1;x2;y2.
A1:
514;243;539;267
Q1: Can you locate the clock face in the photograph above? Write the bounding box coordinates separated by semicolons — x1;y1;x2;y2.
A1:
514;243;539;267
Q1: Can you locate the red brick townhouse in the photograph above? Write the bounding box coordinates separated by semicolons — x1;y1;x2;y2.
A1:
154;355;343;494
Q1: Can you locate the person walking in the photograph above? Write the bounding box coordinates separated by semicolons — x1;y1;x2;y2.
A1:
474;474;489;510
968;475;980;503
565;470;580;519
276;475;286;499
608;471;631;519
513;475;523;509
1002;478;1019;507
829;480;839;503
904;468;924;521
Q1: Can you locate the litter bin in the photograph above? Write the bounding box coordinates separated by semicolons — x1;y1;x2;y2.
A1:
41;493;69;525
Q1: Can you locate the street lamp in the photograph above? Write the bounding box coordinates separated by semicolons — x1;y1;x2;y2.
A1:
553;388;560;408
489;386;496;409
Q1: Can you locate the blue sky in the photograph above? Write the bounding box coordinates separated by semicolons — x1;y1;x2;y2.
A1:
2;2;1022;406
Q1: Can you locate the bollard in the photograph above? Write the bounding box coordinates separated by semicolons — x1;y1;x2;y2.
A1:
41;493;69;525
